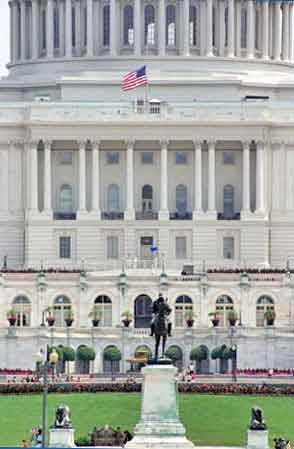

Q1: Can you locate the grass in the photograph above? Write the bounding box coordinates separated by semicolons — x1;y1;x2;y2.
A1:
0;393;294;446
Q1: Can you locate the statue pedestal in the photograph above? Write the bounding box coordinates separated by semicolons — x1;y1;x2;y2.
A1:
49;427;76;447
247;430;269;449
126;363;194;449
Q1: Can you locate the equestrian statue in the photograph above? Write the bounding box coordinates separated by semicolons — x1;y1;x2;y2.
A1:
150;294;172;361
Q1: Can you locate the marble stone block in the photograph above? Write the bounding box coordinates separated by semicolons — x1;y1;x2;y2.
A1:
49;427;76;447
247;430;269;449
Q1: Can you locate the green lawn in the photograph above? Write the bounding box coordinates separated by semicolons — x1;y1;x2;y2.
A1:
0;393;294;446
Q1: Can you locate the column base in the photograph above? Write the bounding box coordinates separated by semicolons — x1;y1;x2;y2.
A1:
205;210;217;220
159;210;170;220
254;209;268;220
77;210;90;220
241;210;255;220
87;210;101;220
26;209;40;220
193;210;205;220
124;209;135;220
39;210;53;220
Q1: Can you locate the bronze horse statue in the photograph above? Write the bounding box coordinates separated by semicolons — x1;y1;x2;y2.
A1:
152;296;172;361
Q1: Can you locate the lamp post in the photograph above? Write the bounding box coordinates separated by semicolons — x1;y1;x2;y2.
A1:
35;346;59;448
228;326;237;382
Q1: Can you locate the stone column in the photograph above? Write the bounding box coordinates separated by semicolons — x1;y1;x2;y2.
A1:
159;141;169;220
78;141;87;215
207;140;216;217
182;0;190;56
274;1;282;61
262;0;269;60
200;0;206;55
59;0;65;56
193;140;203;219
256;141;265;214
87;0;94;56
9;1;13;62
134;0;141;56
30;141;39;213
289;3;294;62
218;0;225;56
206;0;213;56
282;2;289;61
159;0;166;56
75;0;82;57
125;141;135;220
91;141;101;218
110;0;117;56
241;141;251;217
247;0;254;59
47;0;54;58
227;0;235;57
43;141;52;214
31;0;39;59
65;0;72;57
20;0;26;60
235;0;241;57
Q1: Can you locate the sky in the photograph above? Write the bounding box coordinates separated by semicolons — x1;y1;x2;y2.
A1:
0;2;9;76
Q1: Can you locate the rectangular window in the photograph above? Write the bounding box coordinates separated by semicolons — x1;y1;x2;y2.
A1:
59;236;71;259
59;151;73;165
223;151;235;165
141;152;153;164
107;236;119;259
176;237;187;259
106;151;119;164
223;237;234;260
175;152;187;165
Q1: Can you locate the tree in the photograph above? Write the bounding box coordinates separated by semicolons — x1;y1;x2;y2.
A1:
62;346;75;362
103;346;122;379
190;345;209;362
211;346;222;360
76;346;96;361
165;346;182;365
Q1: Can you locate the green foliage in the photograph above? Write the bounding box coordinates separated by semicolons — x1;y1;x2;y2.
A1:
103;346;122;362
75;436;91;446
135;346;152;358
62;346;76;362
165;346;182;361
190;345;209;362
76;346;96;361
222;347;235;360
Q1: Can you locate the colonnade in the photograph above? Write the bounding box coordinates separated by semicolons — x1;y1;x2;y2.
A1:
25;139;266;219
9;0;294;63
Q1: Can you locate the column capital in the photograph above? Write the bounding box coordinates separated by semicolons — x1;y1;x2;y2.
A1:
256;140;265;149
125;139;135;149
207;139;216;148
91;140;100;150
160;139;169;149
77;140;87;150
193;139;202;149
43;140;52;150
242;140;251;150
27;139;40;149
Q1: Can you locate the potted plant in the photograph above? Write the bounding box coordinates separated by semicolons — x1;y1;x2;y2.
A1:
45;307;55;327
185;310;195;328
65;309;74;327
121;311;133;327
88;306;102;327
227;309;238;326
209;312;221;327
7;309;17;326
264;309;276;326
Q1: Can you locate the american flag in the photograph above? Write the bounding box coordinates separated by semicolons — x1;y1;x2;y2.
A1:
122;66;148;91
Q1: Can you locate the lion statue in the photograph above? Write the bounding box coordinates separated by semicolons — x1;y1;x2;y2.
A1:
249;407;267;431
53;405;72;429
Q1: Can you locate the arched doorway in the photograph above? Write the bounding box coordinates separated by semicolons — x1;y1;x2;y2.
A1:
165;345;183;370
134;295;152;328
103;346;121;374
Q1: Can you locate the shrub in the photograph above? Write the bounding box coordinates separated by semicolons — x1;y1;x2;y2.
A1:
62;347;75;362
190;345;209;362
165;346;182;362
103;347;122;362
75;436;91;446
76;346;96;362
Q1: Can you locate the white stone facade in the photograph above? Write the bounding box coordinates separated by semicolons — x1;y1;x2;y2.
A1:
2;0;294;372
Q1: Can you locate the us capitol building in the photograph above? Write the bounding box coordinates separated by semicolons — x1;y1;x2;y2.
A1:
1;0;294;374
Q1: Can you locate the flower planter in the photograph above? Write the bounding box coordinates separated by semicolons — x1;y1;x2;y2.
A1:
211;319;220;327
47;318;55;327
92;319;100;327
229;319;237;326
122;319;131;328
186;319;194;328
266;319;274;326
65;319;74;327
8;318;16;327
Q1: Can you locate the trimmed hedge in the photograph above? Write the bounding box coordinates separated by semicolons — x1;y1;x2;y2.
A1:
2;382;294;396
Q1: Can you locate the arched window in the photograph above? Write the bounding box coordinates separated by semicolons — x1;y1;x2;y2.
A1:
53;295;71;327
13;296;31;327
103;345;121;373
134;295;152;328
216;295;233;327
103;5;110;46
145;5;155;45
107;184;120;212
142;184;153;212
123;5;134;45
53;5;60;49
95;296;112;327
256;296;274;327
223;185;234;219
189;6;197;46
241;7;247;48
166;5;176;46
176;185;187;213
60;184;73;212
175;295;193;328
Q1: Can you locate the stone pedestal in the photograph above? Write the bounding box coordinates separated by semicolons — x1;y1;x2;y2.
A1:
247;430;269;449
49;428;76;447
126;363;194;449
